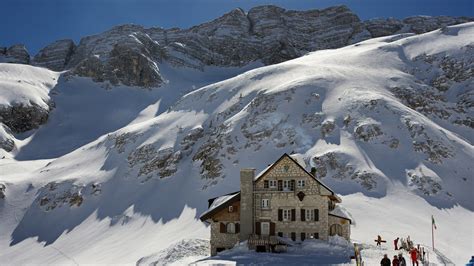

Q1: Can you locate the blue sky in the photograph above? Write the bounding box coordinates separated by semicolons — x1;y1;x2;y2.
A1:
2;0;473;54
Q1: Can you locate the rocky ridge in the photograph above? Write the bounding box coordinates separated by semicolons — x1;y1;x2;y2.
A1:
2;5;472;88
0;44;30;64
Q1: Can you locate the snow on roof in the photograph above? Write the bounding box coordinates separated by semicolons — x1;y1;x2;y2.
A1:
329;205;354;224
290;153;306;168
254;164;273;180
200;192;239;220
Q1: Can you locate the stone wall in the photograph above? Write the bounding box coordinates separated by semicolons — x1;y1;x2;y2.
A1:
253;156;334;241
328;215;351;240
209;221;240;256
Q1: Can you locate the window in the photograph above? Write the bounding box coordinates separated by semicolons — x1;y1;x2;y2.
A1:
226;222;236;234
329;224;343;236
313;233;319;239
328;200;335;211
269;180;277;188
261;222;270;235
261;199;269;209
278;232;283;237
283;209;291;221
305;209;314;221
297;180;305;188
264;180;269;189
228;206;234;212
283;180;295;191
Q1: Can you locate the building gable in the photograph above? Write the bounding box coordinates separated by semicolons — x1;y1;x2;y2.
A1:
255;153;334;196
200;192;240;221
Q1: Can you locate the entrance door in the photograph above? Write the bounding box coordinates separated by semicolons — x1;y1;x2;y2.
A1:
261;222;270;236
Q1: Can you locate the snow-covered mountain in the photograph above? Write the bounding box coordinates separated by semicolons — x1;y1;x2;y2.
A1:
0;6;473;265
1;5;472;88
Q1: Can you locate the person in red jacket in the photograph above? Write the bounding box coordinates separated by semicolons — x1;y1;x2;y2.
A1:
392;255;400;266
410;248;419;266
394;237;399;250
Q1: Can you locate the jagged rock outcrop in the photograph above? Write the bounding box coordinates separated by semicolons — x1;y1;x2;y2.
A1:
0;183;5;199
33;39;76;71
0;124;15;152
69;26;165;87
0;44;30;64
0;103;51;133
364;15;472;37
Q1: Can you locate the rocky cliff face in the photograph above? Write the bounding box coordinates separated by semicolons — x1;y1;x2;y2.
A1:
0;44;30;64
68;26;165;87
2;5;472;88
33;39;76;71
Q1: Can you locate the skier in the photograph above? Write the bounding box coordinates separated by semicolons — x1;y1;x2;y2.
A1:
381;254;391;266
410;247;419;266
376;235;382;246
398;253;407;266
394;237;399;250
392;255;400;266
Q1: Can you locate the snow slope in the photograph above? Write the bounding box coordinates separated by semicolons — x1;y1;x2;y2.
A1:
1;23;473;265
0;61;262;160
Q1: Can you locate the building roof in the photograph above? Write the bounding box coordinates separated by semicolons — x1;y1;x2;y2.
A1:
200;191;240;221
329;205;352;224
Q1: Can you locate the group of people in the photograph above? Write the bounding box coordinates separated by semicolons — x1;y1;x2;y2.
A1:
380;253;407;266
378;235;427;266
394;236;415;251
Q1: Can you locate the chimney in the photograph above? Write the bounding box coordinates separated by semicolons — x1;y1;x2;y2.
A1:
310;167;317;177
239;168;255;241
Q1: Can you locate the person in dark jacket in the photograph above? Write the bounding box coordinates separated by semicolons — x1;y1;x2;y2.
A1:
398;253;407;266
381;254;391;266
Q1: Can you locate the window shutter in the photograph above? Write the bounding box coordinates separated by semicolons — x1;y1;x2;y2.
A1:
291;209;296;221
291;232;296;241
270;222;276;236
235;223;240;234
278;209;283;221
290;180;295;191
314;209;319;221
220;222;225;233
301;209;306;221
301;232;306;241
255;222;261;235
278;180;283;191
264;180;269;188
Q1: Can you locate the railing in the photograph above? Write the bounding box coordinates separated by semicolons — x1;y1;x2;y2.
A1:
247;235;279;249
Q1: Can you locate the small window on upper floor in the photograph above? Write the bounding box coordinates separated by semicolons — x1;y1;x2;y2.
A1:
283;209;291;221
297;180;305;188
269;180;277;188
228;206;234;213
261;199;270;209
226;222;235;234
